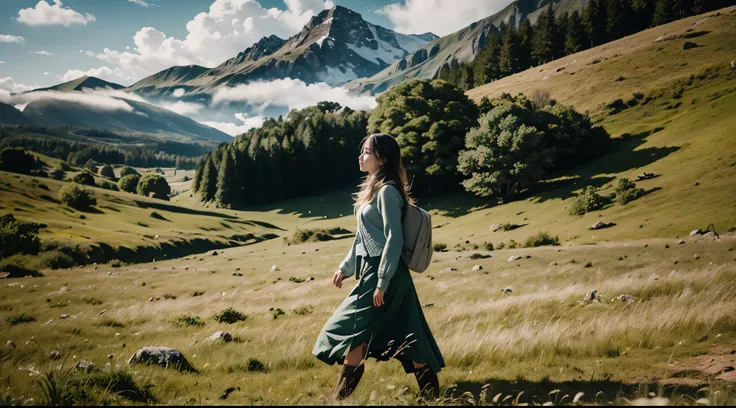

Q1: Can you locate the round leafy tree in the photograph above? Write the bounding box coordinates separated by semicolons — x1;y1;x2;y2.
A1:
59;183;97;209
137;174;170;200
367;79;478;193
118;174;141;193
0;147;37;175
120;166;139;177
73;171;96;186
99;165;115;179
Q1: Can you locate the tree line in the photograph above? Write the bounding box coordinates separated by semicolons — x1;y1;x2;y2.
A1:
439;0;729;90
0;128;201;170
194;103;369;208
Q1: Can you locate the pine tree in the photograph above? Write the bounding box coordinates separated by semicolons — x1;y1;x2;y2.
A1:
201;155;218;202
473;34;500;86
215;150;234;208
459;64;475;90
532;5;558;65
583;0;607;47
518;19;535;70
606;0;633;39
447;59;461;86
565;10;586;55
653;0;675;26
555;12;569;60
438;63;451;81
499;25;521;77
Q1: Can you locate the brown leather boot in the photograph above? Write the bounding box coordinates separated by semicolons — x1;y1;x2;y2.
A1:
414;365;439;399
331;364;365;400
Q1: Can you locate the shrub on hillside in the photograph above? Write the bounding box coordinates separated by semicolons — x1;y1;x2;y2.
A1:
615;177;645;204
458;93;610;200
0;213;41;258
120;166;139;177
136;174;170;200
289;227;351;244
213;307;247;324
59;161;73;171
59;183;97;210
73;171;95;186
433;243;447;252
83;159;98;172
0;255;43;277
524;232;560;247
569;186;608;215
0;146;38;175
48;168;66;180
99;165;115;179
96;179;119;192
118;174;141;193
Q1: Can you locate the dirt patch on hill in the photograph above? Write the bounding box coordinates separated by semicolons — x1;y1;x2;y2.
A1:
661;345;736;385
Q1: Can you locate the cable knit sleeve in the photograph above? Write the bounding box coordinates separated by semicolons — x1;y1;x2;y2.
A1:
376;185;404;291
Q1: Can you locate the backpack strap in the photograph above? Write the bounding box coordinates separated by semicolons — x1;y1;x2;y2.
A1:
383;180;407;220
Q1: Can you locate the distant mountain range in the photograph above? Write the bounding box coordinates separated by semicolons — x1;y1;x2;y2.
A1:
7;0;586;140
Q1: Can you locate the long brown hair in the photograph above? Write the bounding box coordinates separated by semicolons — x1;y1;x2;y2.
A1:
353;133;415;214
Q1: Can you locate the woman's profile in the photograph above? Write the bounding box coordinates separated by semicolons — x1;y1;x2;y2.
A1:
312;133;445;400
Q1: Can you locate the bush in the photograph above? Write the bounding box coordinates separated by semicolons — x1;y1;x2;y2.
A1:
8;313;36;325
615;177;645;204
137;174;170;200
0;146;38;174
73;172;95;186
213;307;247;324
0;213;41;258
120;166;139;177
507;239;519;249
485;242;494;251
59;161;73;171
500;223;521;231
569;186;608;215
432;243;447;252
38;250;75;269
59;183;97;209
83;159;98;172
99;165;115;179
524;232;560;247
48;168;66;180
118;174;141;193
289;227;350;244
458;93;610;200
247;358;267;372
173;315;204;327
96;179;119;192
0;254;43;277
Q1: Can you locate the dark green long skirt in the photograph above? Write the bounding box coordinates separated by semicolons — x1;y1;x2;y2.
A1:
312;255;445;374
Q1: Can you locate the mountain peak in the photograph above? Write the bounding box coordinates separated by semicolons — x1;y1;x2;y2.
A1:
29;75;125;93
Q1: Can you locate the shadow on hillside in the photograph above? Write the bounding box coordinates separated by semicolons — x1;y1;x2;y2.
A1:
447;377;704;405
529;130;680;203
134;200;238;219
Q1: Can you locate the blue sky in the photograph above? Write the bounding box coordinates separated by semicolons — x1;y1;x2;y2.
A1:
0;0;511;91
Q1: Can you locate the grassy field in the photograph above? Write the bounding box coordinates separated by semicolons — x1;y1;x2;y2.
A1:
1;7;736;406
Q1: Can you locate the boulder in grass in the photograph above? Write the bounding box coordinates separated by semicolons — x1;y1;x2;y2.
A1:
508;255;522;262
690;229;702;237
589;221;612;230
128;346;195;372
205;331;233;343
471;265;483;271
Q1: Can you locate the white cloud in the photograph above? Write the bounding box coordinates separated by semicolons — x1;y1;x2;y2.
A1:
212;78;377;111
0;34;25;44
36;50;54;56
156;100;205;115
0;77;39;94
129;0;150;6
61;66;136;85
172;88;187;98
378;0;508;36
89;0;334;81
1;88;135;112
44;72;50;75
201;112;266;136
17;1;96;27
0;61;5;64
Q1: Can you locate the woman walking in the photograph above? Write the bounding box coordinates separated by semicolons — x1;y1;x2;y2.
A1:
312;133;445;400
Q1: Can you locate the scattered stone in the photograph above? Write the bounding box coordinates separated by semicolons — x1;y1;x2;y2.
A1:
678;240;686;244
731;60;735;70
128;346;195;372
490;223;502;232
471;265;483;271
99;309;107;315
508;255;522;262
589;221;611;230
525;255;532;259
6;340;15;349
583;290;601;303
683;41;698;50
422;303;434;308
694;254;700;260
148;297;160;302
690;229;703;237
270;265;279;272
205;331;233;343
674;260;679;264
59;314;69;319
107;354;114;359
49;350;61;360
616;294;637;303
501;287;513;295
211;251;218;256
76;361;97;373
549;262;558;266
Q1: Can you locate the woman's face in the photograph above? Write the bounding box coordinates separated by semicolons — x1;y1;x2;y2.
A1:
359;140;381;175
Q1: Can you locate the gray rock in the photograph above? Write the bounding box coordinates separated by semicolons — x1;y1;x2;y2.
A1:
616;294;637;303
206;331;233;343
471;265;483;271
490;223;502;232
211;251;218;256
731;60;735;70
49;350;61;360
690;229;702;237
271;265;279;272
75;361;96;373
590;221;610;230
6;340;15;349
501;287;513;295
584;290;600;303
128;346;195;372
59;314;69;319
508;255;522;262
107;354;114;359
